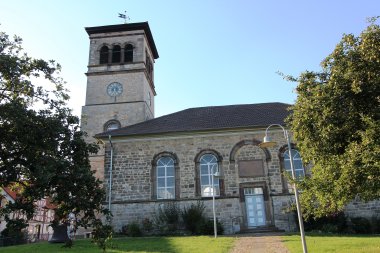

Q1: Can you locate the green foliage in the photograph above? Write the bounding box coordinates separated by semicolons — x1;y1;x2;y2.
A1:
141;218;153;233
0;30;106;235
0;218;28;246
286;18;380;218
303;212;347;233
181;201;205;234
350;217;372;234
199;218;224;235
91;221;114;253
120;222;142;237
154;202;181;232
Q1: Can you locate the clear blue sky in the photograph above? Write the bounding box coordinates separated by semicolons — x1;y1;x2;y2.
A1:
1;1;378;117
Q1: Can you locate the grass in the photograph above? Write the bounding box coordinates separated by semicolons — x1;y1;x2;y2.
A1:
282;234;380;253
0;236;236;253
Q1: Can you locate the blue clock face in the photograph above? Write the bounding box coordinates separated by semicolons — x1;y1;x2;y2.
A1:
107;82;123;97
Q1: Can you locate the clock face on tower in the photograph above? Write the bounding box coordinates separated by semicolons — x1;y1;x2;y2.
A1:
107;82;123;97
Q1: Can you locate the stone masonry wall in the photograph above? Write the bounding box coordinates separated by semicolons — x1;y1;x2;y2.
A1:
105;130;297;233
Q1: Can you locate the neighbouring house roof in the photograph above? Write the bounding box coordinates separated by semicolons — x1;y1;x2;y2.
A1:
2;187;17;201
96;102;291;138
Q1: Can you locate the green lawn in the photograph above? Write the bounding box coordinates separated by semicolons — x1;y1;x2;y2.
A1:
0;236;236;253
282;234;380;253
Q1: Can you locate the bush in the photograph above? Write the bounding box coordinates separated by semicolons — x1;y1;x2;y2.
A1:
199;218;224;235
370;216;380;234
92;222;113;253
141;218;153;233
303;212;347;233
182;201;205;234
120;222;142;237
351;217;371;234
154;202;181;232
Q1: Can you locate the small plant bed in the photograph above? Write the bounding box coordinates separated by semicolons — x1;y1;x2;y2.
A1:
0;236;235;253
282;234;380;253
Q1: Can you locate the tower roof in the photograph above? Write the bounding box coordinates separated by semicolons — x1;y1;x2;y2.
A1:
85;22;159;59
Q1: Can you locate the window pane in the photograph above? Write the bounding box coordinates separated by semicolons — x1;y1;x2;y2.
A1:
201;175;209;185
200;165;209;175
157;167;165;177
157;178;165;187
166;167;174;177
167;188;175;199
167;176;174;187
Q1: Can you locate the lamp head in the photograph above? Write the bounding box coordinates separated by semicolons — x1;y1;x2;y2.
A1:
258;135;277;148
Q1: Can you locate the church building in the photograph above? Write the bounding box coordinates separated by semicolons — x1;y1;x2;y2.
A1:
81;22;378;234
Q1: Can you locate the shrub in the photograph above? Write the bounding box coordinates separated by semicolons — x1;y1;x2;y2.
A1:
303;212;347;233
92;222;113;253
351;217;371;234
182;201;205;234
121;222;142;237
199;218;224;235
142;218;153;233
154;202;181;232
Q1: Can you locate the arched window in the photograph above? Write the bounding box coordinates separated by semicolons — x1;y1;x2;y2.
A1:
156;157;175;199
112;45;121;63
124;44;133;62
104;120;121;132
200;154;220;197
99;46;109;64
283;149;305;178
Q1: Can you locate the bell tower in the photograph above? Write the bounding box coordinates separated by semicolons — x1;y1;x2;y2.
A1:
81;22;159;178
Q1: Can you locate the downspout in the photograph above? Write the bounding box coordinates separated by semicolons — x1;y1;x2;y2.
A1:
108;135;113;212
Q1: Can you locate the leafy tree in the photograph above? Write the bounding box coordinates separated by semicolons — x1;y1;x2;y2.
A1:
0;30;107;237
286;17;380;218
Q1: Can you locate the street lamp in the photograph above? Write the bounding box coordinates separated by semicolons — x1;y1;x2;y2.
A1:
211;170;221;238
259;124;308;253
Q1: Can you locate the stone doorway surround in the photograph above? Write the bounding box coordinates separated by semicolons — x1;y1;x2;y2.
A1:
239;181;273;230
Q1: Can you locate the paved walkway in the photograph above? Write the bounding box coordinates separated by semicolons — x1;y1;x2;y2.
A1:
229;233;290;253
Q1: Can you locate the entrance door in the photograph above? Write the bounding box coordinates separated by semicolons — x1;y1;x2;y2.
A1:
245;188;266;227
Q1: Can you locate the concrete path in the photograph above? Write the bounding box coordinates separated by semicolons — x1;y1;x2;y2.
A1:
229;233;290;253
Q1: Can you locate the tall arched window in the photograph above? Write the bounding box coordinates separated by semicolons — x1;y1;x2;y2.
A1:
284;149;305;178
124;44;133;62
156;157;175;199
200;154;220;197
112;45;121;63
99;46;109;64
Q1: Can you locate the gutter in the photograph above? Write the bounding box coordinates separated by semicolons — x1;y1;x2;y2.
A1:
108;135;113;212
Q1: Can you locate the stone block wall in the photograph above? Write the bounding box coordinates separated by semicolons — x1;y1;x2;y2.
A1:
104;129;297;233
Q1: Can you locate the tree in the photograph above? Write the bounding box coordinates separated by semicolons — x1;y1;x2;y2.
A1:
0;30;107;238
286;17;380;219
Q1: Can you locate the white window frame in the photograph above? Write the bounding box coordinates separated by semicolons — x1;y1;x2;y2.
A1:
284;149;305;178
200;154;220;197
156;157;175;199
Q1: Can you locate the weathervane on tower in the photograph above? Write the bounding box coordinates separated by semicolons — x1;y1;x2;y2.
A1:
118;11;130;24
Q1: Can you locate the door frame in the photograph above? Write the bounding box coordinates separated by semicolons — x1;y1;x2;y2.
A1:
239;182;273;229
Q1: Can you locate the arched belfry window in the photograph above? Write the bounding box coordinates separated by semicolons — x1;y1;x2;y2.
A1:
151;152;180;200
124;44;133;62
283;149;305;178
99;46;109;64
112;45;121;63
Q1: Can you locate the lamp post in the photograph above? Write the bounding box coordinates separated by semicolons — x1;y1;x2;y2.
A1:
258;124;308;253
211;170;220;238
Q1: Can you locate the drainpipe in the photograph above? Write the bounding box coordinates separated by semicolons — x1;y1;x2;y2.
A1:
108;135;113;212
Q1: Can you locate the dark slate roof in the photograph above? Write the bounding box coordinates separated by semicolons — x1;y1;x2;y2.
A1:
85;22;159;59
96;102;291;138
